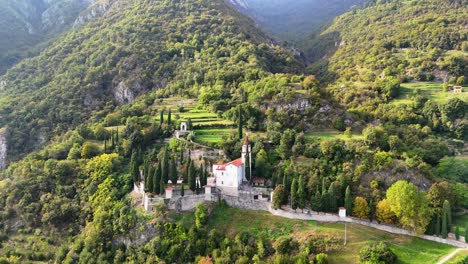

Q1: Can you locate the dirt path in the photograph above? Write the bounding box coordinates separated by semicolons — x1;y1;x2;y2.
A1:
437;248;464;264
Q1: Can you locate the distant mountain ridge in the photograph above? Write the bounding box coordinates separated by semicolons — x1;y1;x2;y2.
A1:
227;0;366;42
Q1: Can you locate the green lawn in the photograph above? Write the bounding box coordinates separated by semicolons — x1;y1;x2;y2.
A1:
305;129;363;142
193;128;235;144
173;204;455;264
391;82;467;105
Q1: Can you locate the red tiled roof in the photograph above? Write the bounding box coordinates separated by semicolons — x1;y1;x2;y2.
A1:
214;158;244;171
253;177;265;183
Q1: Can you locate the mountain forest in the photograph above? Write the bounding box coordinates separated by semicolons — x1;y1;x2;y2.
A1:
0;0;466;263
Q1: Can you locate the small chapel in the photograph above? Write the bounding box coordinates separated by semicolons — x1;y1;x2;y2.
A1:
211;135;251;189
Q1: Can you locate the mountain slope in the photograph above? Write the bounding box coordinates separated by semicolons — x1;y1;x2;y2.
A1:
0;0;303;163
0;0;94;73
306;0;467;108
228;0;366;43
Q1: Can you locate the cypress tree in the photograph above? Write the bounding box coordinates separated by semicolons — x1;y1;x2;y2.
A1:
160;175;165;195
238;107;243;139
160;110;164;125
147;165;154;193
322;182;329;212
155;163;162;195
442;208;448;239
369;200;374;222
130;151;140;183
455;226;460;240
283;173;289;194
162;148;169;184
443;200;452;226
196;181;200;195
180;148;184;163
328;182;337;213
189;160;196;192
345;186;352;216
311;187;322;212
200;165;207;187
181;184;185;197
168;110;172;125
104;139;107;153
170;158;178;185
322;178;326;195
116;127;119;143
297;176;306;211
111;132;115;150
436;214;441;237
187;118;192;130
442;200;452;237
291;178;298;211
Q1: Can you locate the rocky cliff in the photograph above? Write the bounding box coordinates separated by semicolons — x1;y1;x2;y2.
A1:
0;130;7;170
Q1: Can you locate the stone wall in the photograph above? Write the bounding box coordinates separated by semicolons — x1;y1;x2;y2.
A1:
268;206;468;248
168;195;207;212
221;191;270;211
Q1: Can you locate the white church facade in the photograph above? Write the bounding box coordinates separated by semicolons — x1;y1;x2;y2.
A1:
211;135;251;189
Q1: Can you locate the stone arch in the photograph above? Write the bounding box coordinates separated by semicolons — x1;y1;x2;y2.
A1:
180;122;187;131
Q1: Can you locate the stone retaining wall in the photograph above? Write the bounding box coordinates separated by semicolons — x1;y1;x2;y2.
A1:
268;206;468;248
133;187;467;248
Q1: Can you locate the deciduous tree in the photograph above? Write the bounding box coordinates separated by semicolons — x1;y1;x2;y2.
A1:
386;181;431;234
376;199;395;224
353;197;370;219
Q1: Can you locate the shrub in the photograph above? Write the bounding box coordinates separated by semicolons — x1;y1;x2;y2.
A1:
359;242;397;264
315;253;329;264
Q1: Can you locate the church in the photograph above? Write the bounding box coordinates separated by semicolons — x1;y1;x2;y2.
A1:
211;135;251;189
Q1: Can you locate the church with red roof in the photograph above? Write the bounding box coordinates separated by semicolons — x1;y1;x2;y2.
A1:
211;134;251;189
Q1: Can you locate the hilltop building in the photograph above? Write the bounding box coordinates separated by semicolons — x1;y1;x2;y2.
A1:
211;134;251;189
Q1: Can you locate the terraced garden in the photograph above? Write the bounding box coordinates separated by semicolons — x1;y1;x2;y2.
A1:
391;82;467;106
305;129;363;142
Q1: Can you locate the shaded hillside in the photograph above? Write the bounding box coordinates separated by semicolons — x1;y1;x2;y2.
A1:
0;0;303;162
0;0;93;73
228;0;366;42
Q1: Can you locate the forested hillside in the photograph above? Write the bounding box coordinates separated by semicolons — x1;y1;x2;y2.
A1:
304;0;467;139
0;0;467;262
0;0;303;162
307;0;467;83
0;0;93;73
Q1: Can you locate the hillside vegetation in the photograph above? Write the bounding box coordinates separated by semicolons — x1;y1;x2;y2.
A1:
0;0;303;161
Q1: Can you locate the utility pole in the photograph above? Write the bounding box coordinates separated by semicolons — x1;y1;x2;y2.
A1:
344;222;347;245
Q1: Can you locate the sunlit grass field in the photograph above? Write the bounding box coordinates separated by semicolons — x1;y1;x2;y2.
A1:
391;82;467;106
172;204;455;264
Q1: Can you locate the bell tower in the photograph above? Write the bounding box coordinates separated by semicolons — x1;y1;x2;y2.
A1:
241;133;251;182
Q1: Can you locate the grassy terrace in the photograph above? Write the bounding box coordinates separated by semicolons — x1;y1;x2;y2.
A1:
305;129;363;142
172;205;455;264
391;82;467;106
